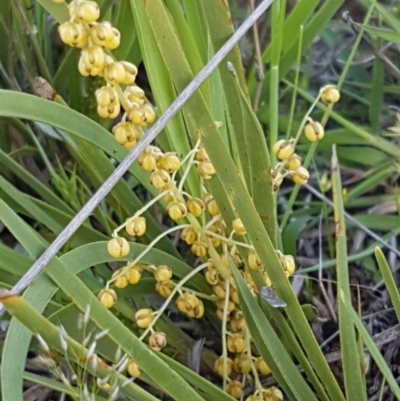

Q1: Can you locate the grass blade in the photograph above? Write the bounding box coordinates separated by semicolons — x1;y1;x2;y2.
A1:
331;145;366;401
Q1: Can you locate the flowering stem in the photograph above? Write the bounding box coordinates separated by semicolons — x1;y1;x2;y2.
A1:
108;224;189;286
112;190;169;237
222;280;230;392
246;325;263;393
139;262;209;341
203;230;253;250
177;138;201;192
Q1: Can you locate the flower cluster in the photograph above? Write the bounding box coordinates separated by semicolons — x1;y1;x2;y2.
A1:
52;2;340;397
271;85;340;191
98;132;301;398
55;0;155;149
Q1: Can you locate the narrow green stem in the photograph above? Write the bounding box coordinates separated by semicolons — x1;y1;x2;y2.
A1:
139;262;209;341
222;279;230;392
108;224;189;286
112;190;169;236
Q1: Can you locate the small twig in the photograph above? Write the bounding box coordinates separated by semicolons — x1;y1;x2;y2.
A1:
304;184;400;259
0;0;275;317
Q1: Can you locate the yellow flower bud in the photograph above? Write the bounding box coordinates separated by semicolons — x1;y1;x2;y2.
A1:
112;269;129;289
58;21;88;48
263;272;272;288
96;378;111;390
272;139;295;160
149;332;167;351
205;266;219;285
167;201;187;221
104;29;121;50
255;357;271;375
124;86;145;105
103;62;127;85
120;61;138;85
112;122;139;145
204;196;220;216
320;85;340;104
107;237;130;258
125;216;146;237
181;227;197;245
186;197;205;217
157;152;181;173
216;309;227;320
150;169;171;190
197;161;216;179
232;218;246;236
283;154;302;171
135;308;154;329
272;172;284;192
125;266;142;284
292;166;310;185
279;254;295;276
155;281;173;297
95;86;118;107
81;45;105;68
90;22;118;48
127;360;141;377
187;301;204;319
230;312;246;333
191;240;208;258
154;265;172;282
163;193;174;203
304;121;324;142
207;225;222;247
176;293;200;314
97;102;120;119
248;250;262;270
78;57;99;77
128;104;156;127
213;282;226;299
233;354;252;374
216;299;235;313
71;1;100;23
214;356;233;378
226;380;243;399
230;287;240;304
263;386;284;401
227;333;246;353
195;146;209;162
138;152;157;172
123;141;137;150
98;288;117;309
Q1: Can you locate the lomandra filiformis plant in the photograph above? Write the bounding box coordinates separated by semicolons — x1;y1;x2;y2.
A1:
52;0;341;399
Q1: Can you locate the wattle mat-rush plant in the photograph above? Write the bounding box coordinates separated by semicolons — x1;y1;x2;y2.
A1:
1;0;400;400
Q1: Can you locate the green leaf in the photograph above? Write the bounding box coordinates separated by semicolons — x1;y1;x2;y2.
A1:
231;264;318;401
331;146;366;401
36;0;68;24
361;25;400;44
0;201;208;401
374;247;400;323
140;1;345;399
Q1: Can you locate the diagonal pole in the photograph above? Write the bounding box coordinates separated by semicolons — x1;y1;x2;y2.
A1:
0;0;274;316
